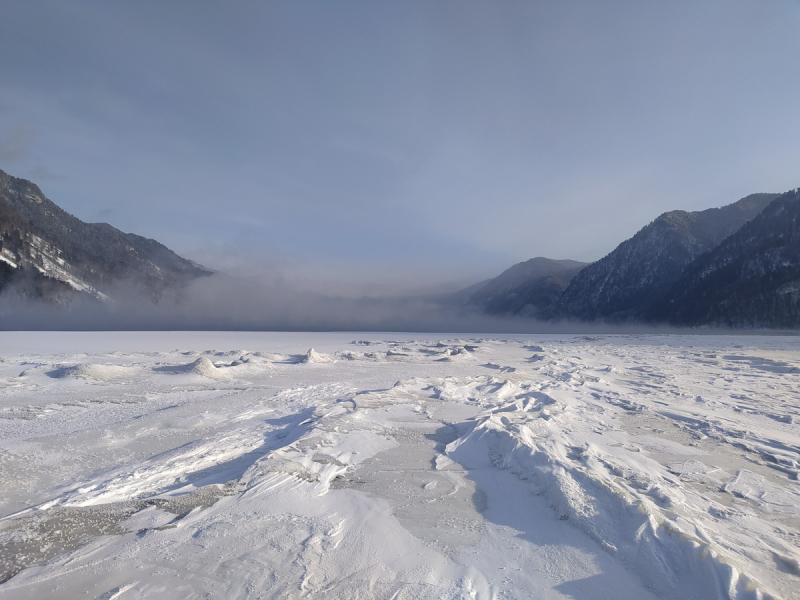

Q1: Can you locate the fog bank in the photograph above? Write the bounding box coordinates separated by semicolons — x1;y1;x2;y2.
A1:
0;273;777;335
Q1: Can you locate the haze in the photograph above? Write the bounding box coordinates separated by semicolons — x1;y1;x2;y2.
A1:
1;0;799;295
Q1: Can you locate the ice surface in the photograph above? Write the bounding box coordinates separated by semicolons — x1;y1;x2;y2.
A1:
0;332;798;599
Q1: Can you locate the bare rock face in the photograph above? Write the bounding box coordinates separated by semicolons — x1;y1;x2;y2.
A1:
0;168;211;303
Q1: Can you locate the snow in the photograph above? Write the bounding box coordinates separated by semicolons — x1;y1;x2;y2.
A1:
0;332;798;599
0;251;18;269
10;233;109;300
301;348;334;364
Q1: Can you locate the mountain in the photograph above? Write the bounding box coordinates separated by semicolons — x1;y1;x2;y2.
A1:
466;257;588;316
555;193;779;321
0;168;211;302
647;189;800;328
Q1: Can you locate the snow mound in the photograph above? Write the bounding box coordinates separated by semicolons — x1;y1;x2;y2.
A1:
335;350;383;361
49;364;138;381
436;346;473;362
188;357;228;378
255;352;291;362
301;348;333;364
160;357;229;379
225;355;276;373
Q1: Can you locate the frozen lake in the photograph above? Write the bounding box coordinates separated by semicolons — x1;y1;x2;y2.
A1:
0;332;798;599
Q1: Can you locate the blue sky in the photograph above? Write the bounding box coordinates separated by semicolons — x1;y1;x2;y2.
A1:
2;0;800;294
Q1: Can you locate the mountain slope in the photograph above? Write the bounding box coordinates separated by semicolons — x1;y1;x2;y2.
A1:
0;168;211;301
647;189;800;328
468;257;588;316
555;193;778;321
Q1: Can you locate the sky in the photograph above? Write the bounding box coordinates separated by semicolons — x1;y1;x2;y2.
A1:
1;0;800;296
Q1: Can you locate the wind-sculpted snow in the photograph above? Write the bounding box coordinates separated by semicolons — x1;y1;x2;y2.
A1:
0;332;797;599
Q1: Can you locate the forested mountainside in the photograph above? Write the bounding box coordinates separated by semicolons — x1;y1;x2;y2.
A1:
647;189;800;328
466;190;800;329
553;193;778;322
0;168;211;302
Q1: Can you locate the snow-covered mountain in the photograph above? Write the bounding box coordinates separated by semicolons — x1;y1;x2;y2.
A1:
648;188;800;327
554;193;778;321
0;168;211;302
465;257;587;317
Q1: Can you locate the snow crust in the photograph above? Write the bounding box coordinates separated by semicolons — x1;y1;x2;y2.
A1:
0;332;798;599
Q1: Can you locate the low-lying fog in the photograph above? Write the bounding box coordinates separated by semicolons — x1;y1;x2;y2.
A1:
0;270;730;334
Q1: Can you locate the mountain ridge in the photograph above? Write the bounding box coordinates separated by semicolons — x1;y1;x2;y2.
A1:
553;192;779;321
466;257;588;317
647;189;800;328
0;168;211;302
